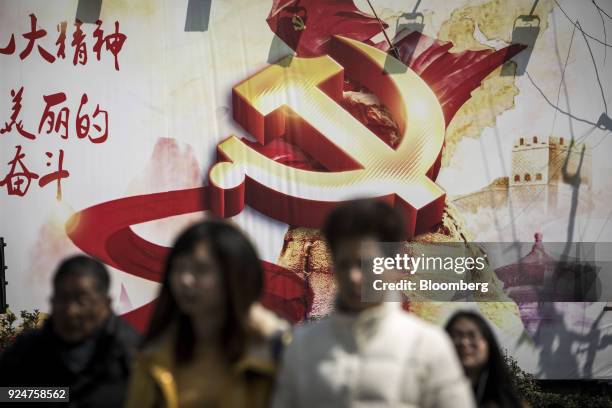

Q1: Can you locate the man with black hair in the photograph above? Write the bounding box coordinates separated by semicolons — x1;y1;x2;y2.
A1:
272;199;475;408
0;255;140;407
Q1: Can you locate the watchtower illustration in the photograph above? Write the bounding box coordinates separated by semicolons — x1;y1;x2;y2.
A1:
510;136;592;211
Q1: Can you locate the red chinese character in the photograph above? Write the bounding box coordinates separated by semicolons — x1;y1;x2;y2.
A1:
92;20;126;71
75;93;109;143
91;104;109;143
39;149;69;200
92;20;104;61
0;34;15;55
0;87;36;140
76;94;90;140
71;20;87;66
0;145;39;197
20;14;55;63
38;92;69;140
56;22;67;60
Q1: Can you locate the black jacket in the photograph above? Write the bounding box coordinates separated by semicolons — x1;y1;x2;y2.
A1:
0;313;141;408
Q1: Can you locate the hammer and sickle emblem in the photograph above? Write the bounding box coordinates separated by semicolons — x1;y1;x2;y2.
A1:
209;36;446;238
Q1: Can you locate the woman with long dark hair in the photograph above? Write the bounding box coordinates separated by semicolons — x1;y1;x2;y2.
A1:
445;311;523;408
125;220;289;408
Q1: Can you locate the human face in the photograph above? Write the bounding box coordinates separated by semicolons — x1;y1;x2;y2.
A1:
333;237;383;313
169;241;226;325
51;274;111;343
448;317;490;374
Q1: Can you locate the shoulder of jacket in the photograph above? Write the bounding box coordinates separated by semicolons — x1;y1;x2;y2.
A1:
291;316;333;344
136;330;175;370
391;310;451;344
4;328;47;354
248;303;290;340
112;317;142;348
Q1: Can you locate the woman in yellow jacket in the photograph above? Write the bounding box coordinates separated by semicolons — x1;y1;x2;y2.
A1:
125;220;289;408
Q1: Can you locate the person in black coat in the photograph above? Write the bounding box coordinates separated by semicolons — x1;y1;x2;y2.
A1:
0;255;141;408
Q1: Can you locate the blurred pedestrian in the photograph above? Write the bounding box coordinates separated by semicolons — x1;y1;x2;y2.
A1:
0;255;140;407
446;310;523;408
272;199;475;408
125;220;289;408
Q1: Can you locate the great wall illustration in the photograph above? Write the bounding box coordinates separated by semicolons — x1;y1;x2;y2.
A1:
453;136;593;216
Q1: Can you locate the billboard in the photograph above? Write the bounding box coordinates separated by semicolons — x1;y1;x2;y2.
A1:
1;0;611;379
